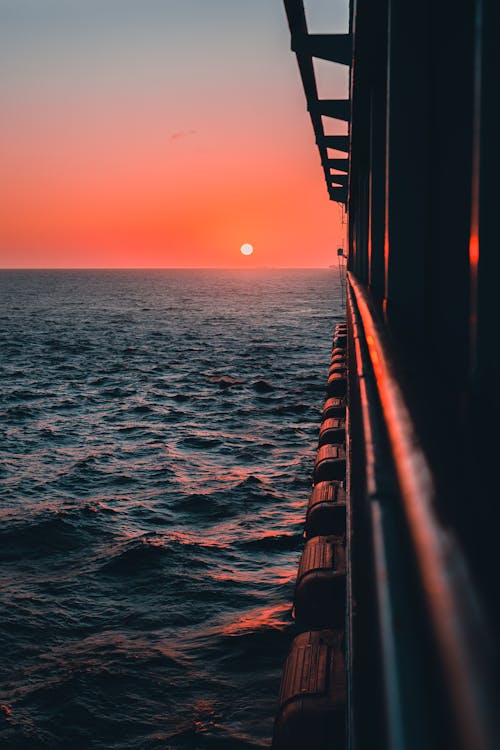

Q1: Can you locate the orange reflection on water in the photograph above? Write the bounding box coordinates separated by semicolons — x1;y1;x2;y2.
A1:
161;530;230;550
211;467;266;484
222;602;291;636
191;698;219;734
210;565;295;586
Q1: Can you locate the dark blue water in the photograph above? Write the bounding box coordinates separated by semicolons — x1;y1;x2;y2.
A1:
0;269;343;749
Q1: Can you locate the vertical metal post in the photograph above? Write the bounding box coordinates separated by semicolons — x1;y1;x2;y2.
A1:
384;0;432;345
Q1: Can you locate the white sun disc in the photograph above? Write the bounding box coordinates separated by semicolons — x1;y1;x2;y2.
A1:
240;243;254;256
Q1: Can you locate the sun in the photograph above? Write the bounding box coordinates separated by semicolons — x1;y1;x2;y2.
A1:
240;243;254;256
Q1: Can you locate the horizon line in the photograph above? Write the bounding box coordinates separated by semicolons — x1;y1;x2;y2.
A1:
0;266;338;271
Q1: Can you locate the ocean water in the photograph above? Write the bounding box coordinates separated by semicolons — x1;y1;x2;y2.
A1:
0;269;343;750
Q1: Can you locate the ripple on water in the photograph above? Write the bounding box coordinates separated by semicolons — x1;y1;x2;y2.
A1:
0;269;343;750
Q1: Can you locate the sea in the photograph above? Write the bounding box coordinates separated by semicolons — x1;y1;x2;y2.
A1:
0;269;344;750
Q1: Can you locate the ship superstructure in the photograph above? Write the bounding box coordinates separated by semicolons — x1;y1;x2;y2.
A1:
274;2;499;749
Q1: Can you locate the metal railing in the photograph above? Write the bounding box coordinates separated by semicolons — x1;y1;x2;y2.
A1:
347;271;497;750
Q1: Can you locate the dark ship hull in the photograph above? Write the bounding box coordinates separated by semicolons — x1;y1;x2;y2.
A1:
273;2;499;749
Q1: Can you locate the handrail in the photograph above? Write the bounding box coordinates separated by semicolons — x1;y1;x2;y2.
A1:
348;271;495;750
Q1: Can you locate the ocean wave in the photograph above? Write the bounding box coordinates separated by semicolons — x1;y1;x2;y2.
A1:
252;380;274;393
179;436;223;449
99;532;224;575
130;403;155;414
175;493;232;519
0;269;341;750
3;405;35;421
0;515;98;561
207;376;245;388
239;532;303;552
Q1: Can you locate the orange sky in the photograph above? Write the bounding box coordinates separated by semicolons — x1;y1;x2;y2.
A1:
0;1;349;268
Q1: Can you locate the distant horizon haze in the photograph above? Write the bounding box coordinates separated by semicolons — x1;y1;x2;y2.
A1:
0;265;340;271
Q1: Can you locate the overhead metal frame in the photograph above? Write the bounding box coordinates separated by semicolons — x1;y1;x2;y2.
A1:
283;0;351;204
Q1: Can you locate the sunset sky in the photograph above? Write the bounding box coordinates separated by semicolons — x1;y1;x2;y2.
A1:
0;0;349;268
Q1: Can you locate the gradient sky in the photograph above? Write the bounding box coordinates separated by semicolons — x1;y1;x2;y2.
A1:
0;0;349;268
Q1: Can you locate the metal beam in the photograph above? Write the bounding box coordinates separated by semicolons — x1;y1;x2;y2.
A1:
319;135;350;152
313;99;351;121
331;173;348;188
328;158;350;172
330;186;347;204
292;33;352;65
283;0;351;201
